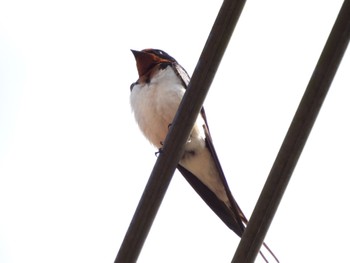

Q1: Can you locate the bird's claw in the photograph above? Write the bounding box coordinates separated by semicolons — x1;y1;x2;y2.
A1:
155;141;164;157
155;148;163;157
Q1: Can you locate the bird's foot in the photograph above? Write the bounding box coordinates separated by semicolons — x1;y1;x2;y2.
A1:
155;141;164;157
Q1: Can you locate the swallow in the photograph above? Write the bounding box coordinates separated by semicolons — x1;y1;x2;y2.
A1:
130;48;278;262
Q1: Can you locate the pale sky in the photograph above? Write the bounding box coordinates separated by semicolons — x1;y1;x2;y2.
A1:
1;1;349;262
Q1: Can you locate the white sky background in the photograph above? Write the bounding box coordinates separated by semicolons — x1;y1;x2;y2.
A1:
0;0;349;262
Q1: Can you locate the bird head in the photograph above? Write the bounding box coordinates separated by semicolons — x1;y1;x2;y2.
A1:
131;49;177;77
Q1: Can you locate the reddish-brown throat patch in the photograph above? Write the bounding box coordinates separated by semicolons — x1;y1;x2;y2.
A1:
131;49;171;77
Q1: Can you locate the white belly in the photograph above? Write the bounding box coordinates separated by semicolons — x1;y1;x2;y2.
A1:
130;65;228;204
130;66;186;148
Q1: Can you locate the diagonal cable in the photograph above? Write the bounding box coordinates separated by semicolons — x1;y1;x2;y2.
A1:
232;1;350;262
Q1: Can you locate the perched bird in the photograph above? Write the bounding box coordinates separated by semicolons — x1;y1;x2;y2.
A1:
130;48;278;262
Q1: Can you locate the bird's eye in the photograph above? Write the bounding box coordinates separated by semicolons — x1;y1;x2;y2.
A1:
152;49;176;62
152;50;164;57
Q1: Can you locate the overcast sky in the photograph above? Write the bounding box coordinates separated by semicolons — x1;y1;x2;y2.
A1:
1;1;349;262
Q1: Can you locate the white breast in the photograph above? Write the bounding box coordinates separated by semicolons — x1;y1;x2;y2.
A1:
130;65;228;204
130;66;186;148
